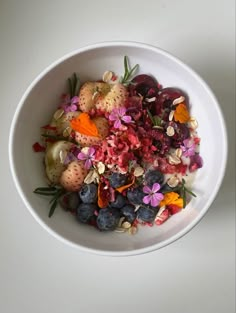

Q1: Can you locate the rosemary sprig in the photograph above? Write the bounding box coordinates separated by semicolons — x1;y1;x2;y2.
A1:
68;73;80;98
34;186;66;217
146;109;163;128
179;179;196;208
120;56;139;86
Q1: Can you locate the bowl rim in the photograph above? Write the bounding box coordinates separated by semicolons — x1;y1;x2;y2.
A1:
9;40;228;256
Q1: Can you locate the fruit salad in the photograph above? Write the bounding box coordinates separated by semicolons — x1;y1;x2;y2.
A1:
33;56;203;234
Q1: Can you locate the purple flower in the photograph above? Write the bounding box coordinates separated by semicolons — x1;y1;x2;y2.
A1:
143;183;164;207
189;153;203;172
109;107;132;129
61;96;79;113
77;147;96;169
180;139;196;157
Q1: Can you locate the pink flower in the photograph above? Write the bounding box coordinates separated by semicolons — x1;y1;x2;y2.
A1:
143;183;164;207
180;139;196;157
77;147;95;169
109;107;132;129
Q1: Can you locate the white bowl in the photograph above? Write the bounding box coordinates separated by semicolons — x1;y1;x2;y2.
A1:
9;41;227;256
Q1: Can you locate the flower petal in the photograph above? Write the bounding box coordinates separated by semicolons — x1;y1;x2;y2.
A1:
85;159;92;169
77;152;87;160
88;147;96;156
143;195;151;205
152;183;161;193
143;185;152;194
114;119;122;129
118;107;126;116
122;115;132;123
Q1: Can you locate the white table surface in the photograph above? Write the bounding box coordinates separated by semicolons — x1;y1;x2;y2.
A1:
0;1;235;312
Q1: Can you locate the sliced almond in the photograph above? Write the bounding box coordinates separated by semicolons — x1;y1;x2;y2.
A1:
167;176;179;188
59;150;67;164
102;71;113;83
145;97;156;103
188;117;198;130
169;110;175;121
121;221;132;229
115;227;126;233
168;154;181;165
175;148;183;158
134;166;144;177
128;226;137;235
92;90;100;102
84;169;99;184
97;162;105;174
53;108;64;120
166;125;175;137
63;126;72;137
173;96;185;106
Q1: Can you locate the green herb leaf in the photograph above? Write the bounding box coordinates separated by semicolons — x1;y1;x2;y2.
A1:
49;200;58;218
121;56;139;86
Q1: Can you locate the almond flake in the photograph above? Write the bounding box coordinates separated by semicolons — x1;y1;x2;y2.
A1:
145;97;156;103
167;176;179;188
169;110;175;121
53;108;64;120
173;96;185;106
188;117;198;129
166;125;175;136
128;226;137;235
92;91;100;102
59;150;67;164
118;217;126;228
84;169;99;184
63;126;72;137
134;166;144;177
97;162;105;174
102;71;113;82
121;221;131;229
175;148;183;158
115;227;126;233
168;154;181;165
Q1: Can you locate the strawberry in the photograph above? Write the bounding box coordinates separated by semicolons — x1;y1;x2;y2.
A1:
45;141;74;183
74;117;109;146
155;208;170;225
167;204;182;215
60;161;88;191
78;82;110;112
95;83;128;112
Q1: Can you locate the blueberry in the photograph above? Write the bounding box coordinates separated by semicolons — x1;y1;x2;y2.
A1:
77;203;97;223
110;194;127;209
121;205;136;223
60;192;81;211
160;183;175;193
137;205;158;222
127;187;145;205
79;183;98;204
96;208;120;231
145;170;164;186
109;173;127;188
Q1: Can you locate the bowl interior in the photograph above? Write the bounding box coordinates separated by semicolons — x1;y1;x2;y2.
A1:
10;42;227;255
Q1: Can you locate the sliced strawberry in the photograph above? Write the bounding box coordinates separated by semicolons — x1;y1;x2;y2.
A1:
155;208;170;225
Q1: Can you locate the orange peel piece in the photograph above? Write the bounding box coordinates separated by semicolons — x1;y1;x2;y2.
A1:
98;183;109;208
116;176;135;193
160;192;183;208
70;112;99;137
174;103;190;123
